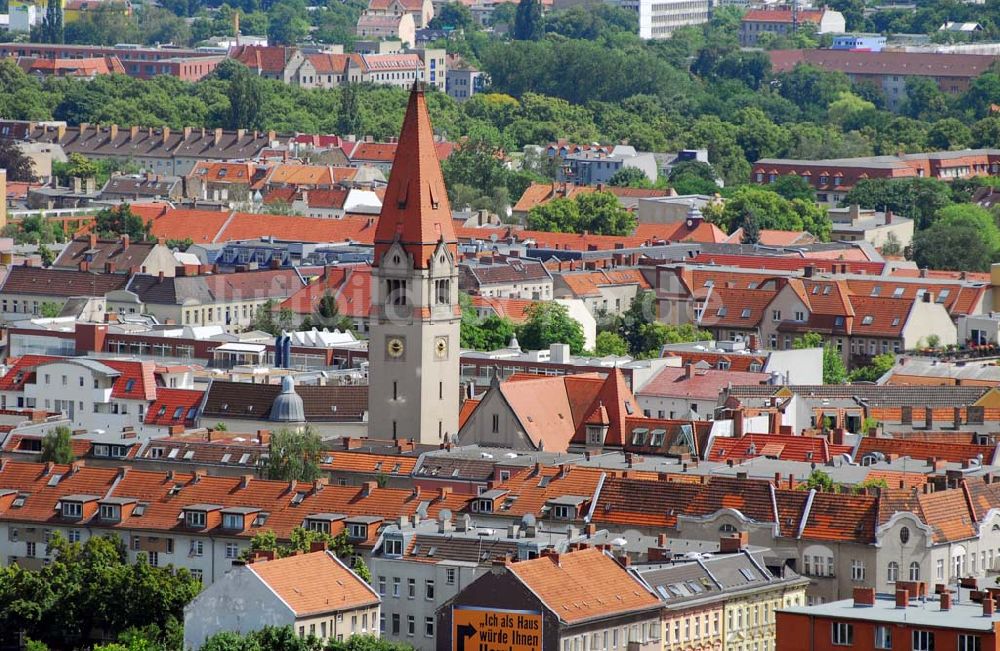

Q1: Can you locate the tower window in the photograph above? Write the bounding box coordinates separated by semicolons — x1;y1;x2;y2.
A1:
393;382;398;400
386;279;409;306
435;279;450;304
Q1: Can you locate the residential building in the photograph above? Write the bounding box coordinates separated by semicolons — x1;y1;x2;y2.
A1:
0;42;222;80
831;34;887;51
436;547;662;651
557;145;659;185
52;234;179;277
553;268;651;318
752;149;1000;203
634;362;770;420
776;587;1000;651
828;205;914;248
367;83;460;445
104;267;310;331
610;0;710;39
740;7;846;46
184;549;381;647
356;12;416;46
184;161;271;204
460;258;553;300
445;55;485;102
16;55;126;79
768;50;996;110
0;264;127;323
99;174;184;203
633;537;809;651
371;514;593;650
365;0;434;29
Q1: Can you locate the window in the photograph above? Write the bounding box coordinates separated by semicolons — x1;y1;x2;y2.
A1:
900;526;910;544
492;414;499;433
425;617;435;637
910;561;921;581
392;614;400;635
222;514;244;530
68;530;81;543
851;559;865;582
407;578;416;598
913;630;935;651
61;501;82;518
384;538;403;555
832;623;853;646
378;576;386;595
225;543;239;559
741;308;752;318
190;540;204;556
425;579;435;600
772;310;781;322
185;511;206;528
392;577;400;597
874;626;892;650
446;568;456;585
407;615;415;636
887;561;899;583
959;635;981;651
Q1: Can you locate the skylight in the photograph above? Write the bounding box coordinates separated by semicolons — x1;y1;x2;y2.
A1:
861;316;874;325
740;308;751;318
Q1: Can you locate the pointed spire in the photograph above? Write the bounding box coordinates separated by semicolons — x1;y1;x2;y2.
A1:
374;83;456;268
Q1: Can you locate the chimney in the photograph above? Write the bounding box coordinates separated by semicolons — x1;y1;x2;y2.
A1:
214;128;223;146
313;477;327;493
191;470;205;484
925;408;934;430
585;523;596;537
109;124;118;140
719;532;749;553
121;234;129;249
162;126;171;144
885;209;893;225
985;597;996;617
853;587;875;607
617;554;630;567
438;486;452;501
896;589;910;608
657;533;668;547
130;125;139;140
183;126;192;140
941;592;952;611
804;265;815;278
685;363;695;379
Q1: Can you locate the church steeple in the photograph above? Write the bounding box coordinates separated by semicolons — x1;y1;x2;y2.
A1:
373;82;457;269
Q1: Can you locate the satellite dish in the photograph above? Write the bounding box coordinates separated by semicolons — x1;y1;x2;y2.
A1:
521;513;537;528
490;233;498;243
440;508;453;522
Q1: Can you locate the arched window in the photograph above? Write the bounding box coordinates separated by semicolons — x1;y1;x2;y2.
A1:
909;561;921;581
887;561;899;583
720;523;737;534
900;527;910;544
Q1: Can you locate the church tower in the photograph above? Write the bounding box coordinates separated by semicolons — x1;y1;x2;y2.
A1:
367;83;460;444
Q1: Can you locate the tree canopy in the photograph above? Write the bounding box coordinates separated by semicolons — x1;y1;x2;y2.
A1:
260;426;324;482
527;191;636;236
517;302;585;354
40;425;74;464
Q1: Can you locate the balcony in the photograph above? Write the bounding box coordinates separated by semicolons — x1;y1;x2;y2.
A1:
92;387;112;403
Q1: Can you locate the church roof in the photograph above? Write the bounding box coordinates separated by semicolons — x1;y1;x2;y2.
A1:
373;83;457;268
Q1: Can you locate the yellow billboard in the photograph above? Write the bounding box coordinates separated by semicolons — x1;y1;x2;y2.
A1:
453;606;543;651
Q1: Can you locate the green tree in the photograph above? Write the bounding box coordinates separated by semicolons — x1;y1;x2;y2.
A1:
527;197;580;233
517;302;585;354
459;292;517;351
267;0;309;44
429;2;474;30
337;83;362;137
352;557;372;583
593;331;628;356
94;204;152;240
227;63;264;130
242;526;352;561
841;178;953;229
39;301;61;317
575;191;636;236
302;291;354;332
770;174;815;202
39;0;64;43
911;204;1000;272
667;160;719;195
0;139;38;182
704;186;831;241
513;0;543;40
848;352;895;383
608;166;651;188
40;425;74;463
260;426;324;482
927;117;973;150
793;332;846;384
803;469;835;491
37;244;54;267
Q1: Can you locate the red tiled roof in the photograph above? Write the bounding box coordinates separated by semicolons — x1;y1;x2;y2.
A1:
662;350;767;373
148;209;233;244
470;295;536;323
321;450;418;475
857;437;994;464
743;8;827;23
688;253;885;275
219;213;378;244
507;548;660;625
0;355;62;392
248;551;379;616
708;433;852;463
144;388;204;427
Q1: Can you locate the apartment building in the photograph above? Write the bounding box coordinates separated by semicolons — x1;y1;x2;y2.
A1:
633;537;809;651
0;264;128;323
0;42;222;80
740;8;845;46
52;234;178;277
776;587;1000;651
554;269;651;318
436;547;662;651
609;0;710;39
459;258;553;300
184;549;381;647
769;50;996;111
752;149;1000;203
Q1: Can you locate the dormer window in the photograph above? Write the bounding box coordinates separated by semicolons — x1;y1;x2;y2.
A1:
553;505;572;519
473;499;493;513
349;523;368;539
586;425;605;446
61;501;82;518
185;511;206;528
305;519;331;533
100;504;120;521
650;429;666;447
222;513;244;530
631;428;648;446
384;537;404;556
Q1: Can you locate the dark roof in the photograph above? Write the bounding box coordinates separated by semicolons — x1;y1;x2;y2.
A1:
0;265;129;297
414;455;497;481
462;259;551;286
124;268;310;305
405;533;520;563
200;380;368;422
724;384;989;407
53;236;159;272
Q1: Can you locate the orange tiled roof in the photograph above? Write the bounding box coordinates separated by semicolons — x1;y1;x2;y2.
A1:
248;550;379;616
321;450;418;475
507;548;660;625
470;295;536;323
144;388;204;427
708;433;852;463
857;437;994;464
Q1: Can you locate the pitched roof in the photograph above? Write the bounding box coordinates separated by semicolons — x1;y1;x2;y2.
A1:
857;437;994;464
463;259;551;286
373;85;456;268
0;265;129;297
743;7;828;23
507;548;660;624
769;49;998;79
247;550;379;616
229;45;289;74
200;380;368;422
144;388;204;427
52;236;158;272
708;433;852;464
469;296;536;323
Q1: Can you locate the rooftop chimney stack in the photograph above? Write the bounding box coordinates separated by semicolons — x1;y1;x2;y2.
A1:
896;589;910;609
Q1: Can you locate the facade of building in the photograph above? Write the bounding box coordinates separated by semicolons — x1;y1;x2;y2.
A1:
740;8;845;46
368;84;460;445
184;549;381;648
459;259;554;300
0;42;222;80
610;0;711;39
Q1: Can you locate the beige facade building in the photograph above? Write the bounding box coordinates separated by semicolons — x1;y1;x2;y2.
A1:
368;84;460;444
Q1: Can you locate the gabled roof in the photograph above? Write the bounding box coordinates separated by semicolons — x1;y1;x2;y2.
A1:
228;45;289;74
0;265;129;297
373;84;456;268
277;265;373;318
144;388;204;427
200;380;368;422
857;437;994;464
507;548;660;625
247;550;379;617
708;433;852;464
52;236;158;272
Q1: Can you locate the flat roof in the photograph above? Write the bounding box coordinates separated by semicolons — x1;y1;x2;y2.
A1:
781;594;1000;631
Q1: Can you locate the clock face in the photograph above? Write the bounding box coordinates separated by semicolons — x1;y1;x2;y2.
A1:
434;336;448;359
386;336;405;358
